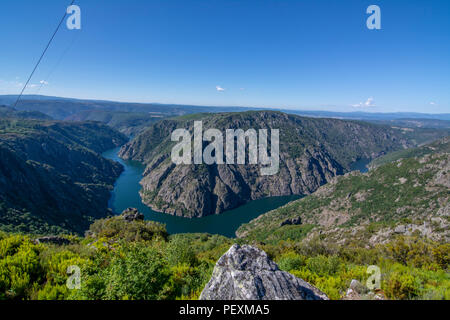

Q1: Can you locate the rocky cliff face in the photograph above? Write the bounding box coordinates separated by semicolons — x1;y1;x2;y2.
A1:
0;119;127;234
120;111;415;218
200;244;329;300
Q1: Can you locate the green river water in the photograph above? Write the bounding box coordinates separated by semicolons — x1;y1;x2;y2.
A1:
102;148;369;237
102;147;301;237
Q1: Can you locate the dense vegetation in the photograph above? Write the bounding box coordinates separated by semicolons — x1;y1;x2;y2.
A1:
0;219;448;300
0;118;127;234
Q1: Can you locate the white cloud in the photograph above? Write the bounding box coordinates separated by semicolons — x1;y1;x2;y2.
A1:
216;85;225;92
0;79;23;92
430;101;436;105
352;97;375;108
0;78;49;93
365;97;375;107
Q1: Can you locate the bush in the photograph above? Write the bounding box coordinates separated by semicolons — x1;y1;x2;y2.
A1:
88;217;168;242
167;264;204;299
384;270;420;300
432;243;450;269
0;236;43;299
306;255;341;277
166;236;197;267
97;243;170;300
277;252;305;272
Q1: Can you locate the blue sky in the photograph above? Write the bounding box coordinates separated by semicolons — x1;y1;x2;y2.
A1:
0;0;449;113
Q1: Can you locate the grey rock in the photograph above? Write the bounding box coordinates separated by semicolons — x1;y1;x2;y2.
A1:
200;244;329;300
34;236;71;246
280;217;302;227
121;208;144;222
349;279;368;294
394;225;407;234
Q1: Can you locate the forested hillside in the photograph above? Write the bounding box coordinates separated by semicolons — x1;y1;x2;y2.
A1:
237;137;450;246
0;119;127;234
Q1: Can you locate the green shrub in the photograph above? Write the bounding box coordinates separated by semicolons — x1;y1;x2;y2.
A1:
277;252;305;272
166;237;197;267
306;255;341;277
73;243;171;300
0;236;43;299
88;217;168;242
384;270;420;300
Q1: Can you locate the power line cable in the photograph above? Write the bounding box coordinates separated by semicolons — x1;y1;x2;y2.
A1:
14;0;75;107
36;31;80;95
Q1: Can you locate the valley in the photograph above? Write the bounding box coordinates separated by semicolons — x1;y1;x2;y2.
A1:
0;97;448;301
119;111;447;218
0;137;448;300
1;0;449;304
102;147;300;237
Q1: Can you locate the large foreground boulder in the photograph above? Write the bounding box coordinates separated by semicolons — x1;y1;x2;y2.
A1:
200;244;329;300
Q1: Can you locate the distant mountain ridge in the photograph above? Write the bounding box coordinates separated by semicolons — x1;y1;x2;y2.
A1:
1;95;449;122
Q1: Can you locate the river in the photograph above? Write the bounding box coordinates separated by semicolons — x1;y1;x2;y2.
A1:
102;147;301;237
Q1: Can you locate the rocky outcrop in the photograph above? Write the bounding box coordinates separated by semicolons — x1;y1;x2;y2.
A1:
34;236;71;246
280;217;302;227
343;279;385;300
120;111;414;218
200;244;329;300
120;208;145;222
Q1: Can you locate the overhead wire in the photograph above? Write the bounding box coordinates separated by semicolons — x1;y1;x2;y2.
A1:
36;31;80;95
14;0;76;107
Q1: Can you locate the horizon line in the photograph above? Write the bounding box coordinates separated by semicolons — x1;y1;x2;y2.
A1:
1;93;449;116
